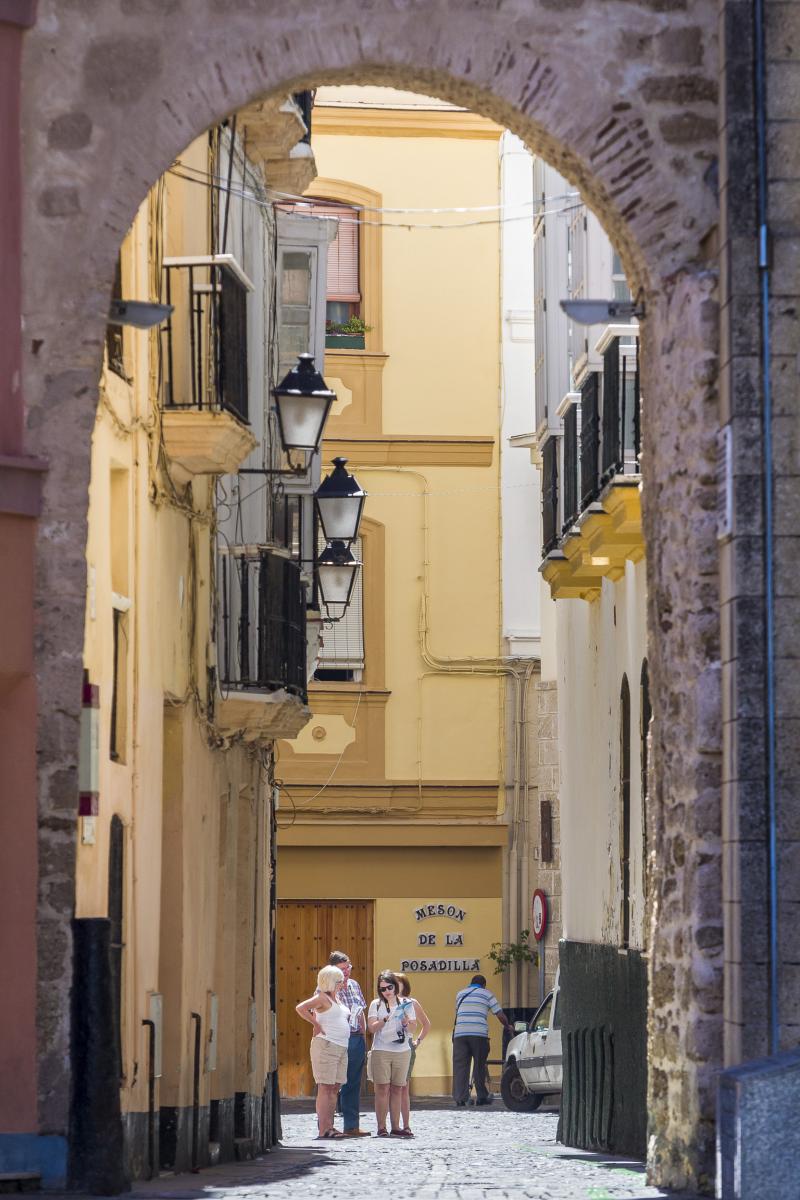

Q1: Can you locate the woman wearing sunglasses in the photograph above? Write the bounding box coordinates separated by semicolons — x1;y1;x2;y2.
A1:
367;969;415;1137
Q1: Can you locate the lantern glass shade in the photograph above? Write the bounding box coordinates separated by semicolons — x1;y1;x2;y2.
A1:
272;353;336;453
316;540;361;612
315;457;366;544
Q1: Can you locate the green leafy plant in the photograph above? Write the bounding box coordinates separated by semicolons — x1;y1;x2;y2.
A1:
486;929;538;975
325;315;372;335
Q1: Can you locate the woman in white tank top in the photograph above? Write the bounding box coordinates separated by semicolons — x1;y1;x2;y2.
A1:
296;965;352;1138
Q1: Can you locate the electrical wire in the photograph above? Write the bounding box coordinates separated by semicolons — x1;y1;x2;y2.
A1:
167;164;583;230
172;157;579;213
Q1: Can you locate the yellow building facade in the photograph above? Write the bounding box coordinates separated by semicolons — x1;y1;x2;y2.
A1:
76;100;324;1183
277;89;510;1096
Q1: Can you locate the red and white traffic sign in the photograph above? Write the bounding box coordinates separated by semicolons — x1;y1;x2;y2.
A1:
532;889;548;942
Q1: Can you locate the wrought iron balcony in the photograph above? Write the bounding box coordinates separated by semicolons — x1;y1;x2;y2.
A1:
600;336;640;486
218;547;308;702
161;255;252;423
157;256;257;477
541;436;560;557
541;333;642;600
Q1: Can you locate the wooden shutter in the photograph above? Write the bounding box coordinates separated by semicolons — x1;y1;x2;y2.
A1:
322;205;360;302
279;201;360;303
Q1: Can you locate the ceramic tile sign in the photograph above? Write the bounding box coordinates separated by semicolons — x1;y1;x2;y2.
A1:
401;902;480;971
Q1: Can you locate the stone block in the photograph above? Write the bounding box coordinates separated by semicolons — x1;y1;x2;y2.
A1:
777;776;800;837
777;472;800;540
729;354;762;417
655;25;704;67
718;1048;800;1198
768;121;800;179
771;355;800;416
774;534;800;595
767;2;800;62
766;179;800;234
767;61;800;121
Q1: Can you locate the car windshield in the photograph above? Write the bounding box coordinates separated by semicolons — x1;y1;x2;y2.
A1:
529;993;552;1033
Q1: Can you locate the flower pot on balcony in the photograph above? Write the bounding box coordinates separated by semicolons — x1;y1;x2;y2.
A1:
325;333;365;350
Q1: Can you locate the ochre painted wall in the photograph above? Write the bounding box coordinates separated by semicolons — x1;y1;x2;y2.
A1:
77;136;275;1129
278;844;504;1093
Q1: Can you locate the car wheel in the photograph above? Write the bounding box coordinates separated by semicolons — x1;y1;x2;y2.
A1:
500;1063;543;1112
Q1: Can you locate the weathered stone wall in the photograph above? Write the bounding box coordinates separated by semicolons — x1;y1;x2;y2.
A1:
718;0;800;1073
19;1;721;1189
643;273;723;1193
765;0;800;1058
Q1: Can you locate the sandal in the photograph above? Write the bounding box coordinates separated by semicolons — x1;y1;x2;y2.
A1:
391;1128;414;1138
375;1128;390;1137
317;1128;345;1139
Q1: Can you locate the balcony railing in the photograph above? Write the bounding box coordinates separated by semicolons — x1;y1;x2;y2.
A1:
562;403;579;534
542;336;640;560
541;436;560;557
161;256;251;424
601;337;640;485
218;548;308;701
579;372;600;511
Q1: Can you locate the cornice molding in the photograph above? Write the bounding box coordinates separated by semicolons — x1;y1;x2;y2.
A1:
324;436;494;468
313;106;504;140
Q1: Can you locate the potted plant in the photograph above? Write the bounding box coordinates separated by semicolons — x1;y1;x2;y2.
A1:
325;315;371;350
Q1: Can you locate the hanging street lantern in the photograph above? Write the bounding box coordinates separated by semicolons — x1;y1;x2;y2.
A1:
272;353;336;454
315;457;366;546
316;539;361;614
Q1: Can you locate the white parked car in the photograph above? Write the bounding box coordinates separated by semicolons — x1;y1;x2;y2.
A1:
500;974;562;1111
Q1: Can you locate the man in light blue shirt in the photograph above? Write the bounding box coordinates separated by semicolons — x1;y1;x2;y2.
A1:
452;974;513;1107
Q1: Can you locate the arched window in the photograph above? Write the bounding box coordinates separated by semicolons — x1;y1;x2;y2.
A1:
620;675;631;949
108;815;125;1081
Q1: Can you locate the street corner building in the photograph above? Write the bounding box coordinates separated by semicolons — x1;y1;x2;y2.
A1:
275;88;514;1098
34;96;332;1188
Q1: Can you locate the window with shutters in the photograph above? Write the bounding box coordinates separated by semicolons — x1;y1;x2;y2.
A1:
315;535;364;682
277;200;361;328
320;203;360;327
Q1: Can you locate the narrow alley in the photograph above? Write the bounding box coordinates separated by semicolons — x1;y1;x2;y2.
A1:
50;1108;702;1200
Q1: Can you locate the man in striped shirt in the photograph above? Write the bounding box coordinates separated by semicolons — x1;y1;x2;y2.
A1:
452;974;513;1107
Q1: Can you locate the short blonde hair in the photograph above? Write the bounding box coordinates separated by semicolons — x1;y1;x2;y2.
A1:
317;965;344;994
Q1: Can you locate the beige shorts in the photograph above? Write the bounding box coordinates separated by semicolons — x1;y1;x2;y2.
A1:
310;1036;348;1086
371;1048;412;1086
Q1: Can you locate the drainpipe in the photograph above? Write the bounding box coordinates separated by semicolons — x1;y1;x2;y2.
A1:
753;0;780;1057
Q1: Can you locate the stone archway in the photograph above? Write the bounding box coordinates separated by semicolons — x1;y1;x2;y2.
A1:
20;2;720;1190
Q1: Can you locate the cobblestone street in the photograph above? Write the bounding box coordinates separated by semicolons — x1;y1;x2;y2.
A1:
90;1104;703;1200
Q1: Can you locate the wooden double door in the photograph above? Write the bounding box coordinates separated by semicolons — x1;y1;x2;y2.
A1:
277;900;374;1097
